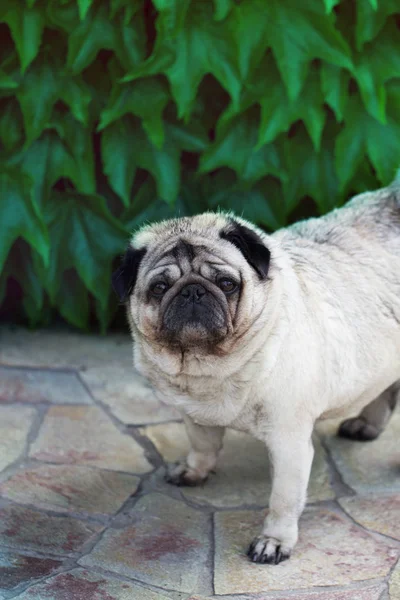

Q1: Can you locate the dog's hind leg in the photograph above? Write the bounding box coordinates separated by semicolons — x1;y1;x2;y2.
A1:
338;381;399;441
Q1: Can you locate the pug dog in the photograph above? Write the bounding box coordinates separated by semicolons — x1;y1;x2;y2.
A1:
112;183;400;564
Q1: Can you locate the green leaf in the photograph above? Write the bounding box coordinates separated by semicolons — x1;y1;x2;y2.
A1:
0;169;49;273
348;159;380;196
229;0;352;101
101;119;137;207
14;36;92;134
34;190;127;312
83;56;117;115
67;3;116;73
167;118;209;152
17;59;59;144
320;63;349;121
323;0;340;14
93;290;118;334
353;21;400;123
3;242;45;326
218;31;333;149
208;176;287;230
355;1;398;49
77;0;93;20
223;1;271;85
109;0;141;21
46;110;96;195
46;0;80;34
60;75;92;125
117;10;147;70
152;0;191;36
67;3;146;74
123;178;184;231
335;107;366;191
298;68;327;151
56;270;89;330
369;82;400;183
284;122;339;214
213;0;233;21
0;98;24;151
122;174;211;233
228;2;278;85
3;4;45;72
13;125;94;210
368;0;378;9
0;68;18;90
98;78;170;148
268;0;352;100
215;61;267;132
123;1;241;120
257;60;326;150
335;90;400;189
385;81;400;124
200;107;287;183
102;116;181;205
0;245;44;327
122;48;175;87
354;62;386;124
12;132;74;209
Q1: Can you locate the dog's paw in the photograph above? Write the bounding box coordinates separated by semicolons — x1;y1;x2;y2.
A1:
338;417;380;441
165;462;207;487
247;536;291;565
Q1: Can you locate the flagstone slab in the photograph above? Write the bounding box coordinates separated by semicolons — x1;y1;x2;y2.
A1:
0;464;139;517
29;405;152;473
0;405;36;472
79;493;211;594
0;367;92;405
187;584;386;600
0;548;61;592
213;506;398;595
390;559;400;599
0;504;102;556
317;412;400;494
81;366;179;425
12;568;185;600
339;494;400;540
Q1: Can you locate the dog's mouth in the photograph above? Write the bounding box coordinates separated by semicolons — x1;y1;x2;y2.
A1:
159;279;230;348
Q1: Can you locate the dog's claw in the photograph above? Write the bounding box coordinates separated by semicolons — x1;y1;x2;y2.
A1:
165;462;207;487
247;536;290;565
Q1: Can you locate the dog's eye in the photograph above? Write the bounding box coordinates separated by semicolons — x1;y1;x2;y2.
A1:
218;279;238;294
150;281;168;296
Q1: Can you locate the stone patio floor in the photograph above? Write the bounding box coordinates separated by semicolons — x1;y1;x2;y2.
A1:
0;325;399;600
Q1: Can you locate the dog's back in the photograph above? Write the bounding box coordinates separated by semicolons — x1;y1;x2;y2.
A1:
283;184;400;258
343;184;400;253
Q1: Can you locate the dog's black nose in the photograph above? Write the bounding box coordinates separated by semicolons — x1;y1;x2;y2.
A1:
180;283;206;302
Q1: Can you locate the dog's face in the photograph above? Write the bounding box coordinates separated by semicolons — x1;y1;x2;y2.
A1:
112;213;273;356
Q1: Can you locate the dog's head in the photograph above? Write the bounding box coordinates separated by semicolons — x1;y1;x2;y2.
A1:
112;213;273;358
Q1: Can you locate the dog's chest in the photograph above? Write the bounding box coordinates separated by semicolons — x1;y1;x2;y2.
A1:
159;375;252;428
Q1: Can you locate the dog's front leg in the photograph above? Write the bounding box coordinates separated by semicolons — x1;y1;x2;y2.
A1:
248;425;314;564
166;414;225;486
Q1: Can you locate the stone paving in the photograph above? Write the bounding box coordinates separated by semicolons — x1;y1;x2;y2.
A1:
0;324;398;599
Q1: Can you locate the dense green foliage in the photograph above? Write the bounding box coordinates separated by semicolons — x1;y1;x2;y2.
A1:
1;0;399;330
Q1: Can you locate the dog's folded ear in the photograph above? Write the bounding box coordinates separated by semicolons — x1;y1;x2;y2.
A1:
220;220;271;280
112;246;146;302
